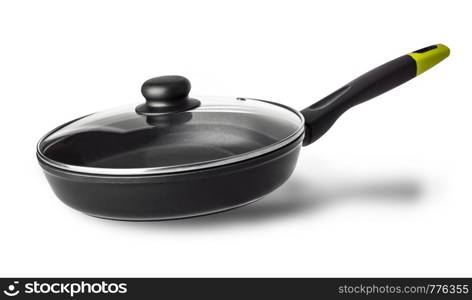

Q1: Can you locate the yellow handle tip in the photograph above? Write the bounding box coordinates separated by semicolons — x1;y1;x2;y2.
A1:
408;44;450;75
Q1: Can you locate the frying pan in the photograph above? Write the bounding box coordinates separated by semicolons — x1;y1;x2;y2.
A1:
37;44;450;220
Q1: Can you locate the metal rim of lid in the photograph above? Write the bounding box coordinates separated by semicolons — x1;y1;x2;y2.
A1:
36;98;305;177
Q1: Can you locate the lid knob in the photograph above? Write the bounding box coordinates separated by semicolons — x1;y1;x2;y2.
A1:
136;75;201;115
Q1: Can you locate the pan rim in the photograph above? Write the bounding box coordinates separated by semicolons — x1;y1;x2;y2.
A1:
37;98;305;176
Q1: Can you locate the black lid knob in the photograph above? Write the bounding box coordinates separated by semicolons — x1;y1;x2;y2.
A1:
136;76;200;115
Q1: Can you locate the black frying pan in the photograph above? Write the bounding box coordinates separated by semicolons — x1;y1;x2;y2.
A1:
37;44;449;220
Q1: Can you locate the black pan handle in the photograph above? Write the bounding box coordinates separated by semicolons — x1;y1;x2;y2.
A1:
301;44;450;146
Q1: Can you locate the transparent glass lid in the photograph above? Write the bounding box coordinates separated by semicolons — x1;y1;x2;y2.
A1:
37;77;304;175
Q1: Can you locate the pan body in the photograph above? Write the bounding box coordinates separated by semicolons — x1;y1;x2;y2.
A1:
39;135;303;221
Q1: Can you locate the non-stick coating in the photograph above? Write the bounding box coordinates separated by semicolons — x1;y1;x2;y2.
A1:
39;136;303;220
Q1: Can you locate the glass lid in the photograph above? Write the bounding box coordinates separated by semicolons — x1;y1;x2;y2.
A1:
37;76;304;175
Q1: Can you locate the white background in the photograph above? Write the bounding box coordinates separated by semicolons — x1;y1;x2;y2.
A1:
0;0;471;277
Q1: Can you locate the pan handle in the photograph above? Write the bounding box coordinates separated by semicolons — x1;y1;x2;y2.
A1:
301;44;450;146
